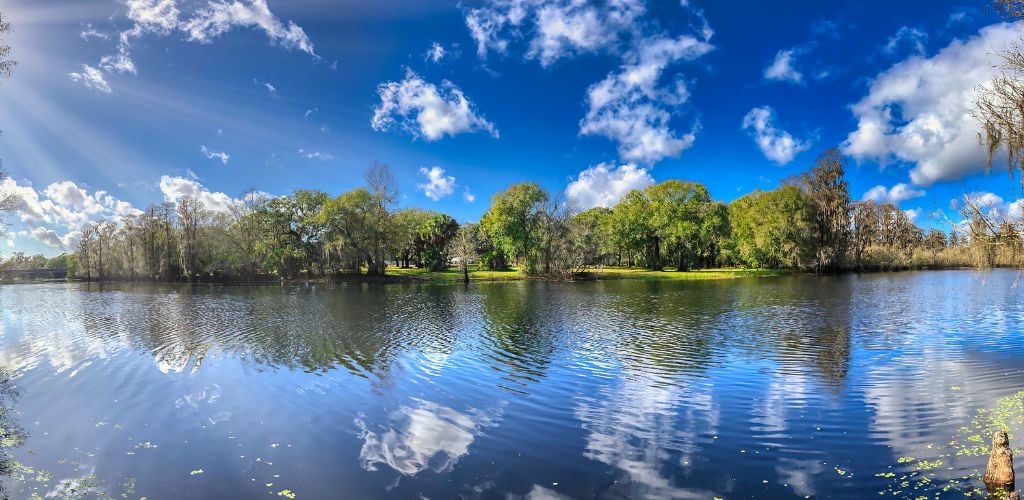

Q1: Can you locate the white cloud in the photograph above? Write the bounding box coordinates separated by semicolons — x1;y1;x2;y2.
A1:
252;79;277;94
200;145;230;164
883;26;927;57
417;166;457;201
124;0;181;35
304;107;318;119
580;35;712;163
465;1;712;164
372;69;498;141
956;191;1024;221
68;65;112;93
528;0;645;66
904;208;923;221
465;0;646;65
99;49;137;74
565;162;654;209
862;183;926;204
159;175;236;213
31;227;65;249
80;0;315;93
79;24;109;41
181;0;316;56
741;106;811;165
764;48;803;84
297;149;333;160
462;189;476;203
842;22;1022;186
426;42;446;63
0;178;140;251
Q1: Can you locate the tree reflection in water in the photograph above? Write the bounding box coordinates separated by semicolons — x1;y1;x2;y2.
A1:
0;368;25;498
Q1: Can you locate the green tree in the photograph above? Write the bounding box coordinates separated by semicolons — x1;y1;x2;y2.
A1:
318;188;375;275
647;180;713;271
571;207;613;266
609;189;657;268
480;183;548;273
797;149;852;272
392;208;435;268
418;214;459;272
728;186;816;269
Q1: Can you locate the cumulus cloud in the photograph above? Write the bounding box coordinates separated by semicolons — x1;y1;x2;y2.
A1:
159;175;236;213
463;189;476;203
580;35;712;163
565;163;654;209
466;0;713;164
862;183;926;204
417;166;457;201
842;22;1022;186
764;48;803;84
200;145;230;164
68;65;112;93
741;106;811;165
31;227;65;249
0;178;140;250
372;69;498;141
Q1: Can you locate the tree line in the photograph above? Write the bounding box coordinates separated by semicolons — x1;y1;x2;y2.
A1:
34;148;1013;284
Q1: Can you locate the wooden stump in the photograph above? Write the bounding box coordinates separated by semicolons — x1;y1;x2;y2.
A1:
985;431;1016;497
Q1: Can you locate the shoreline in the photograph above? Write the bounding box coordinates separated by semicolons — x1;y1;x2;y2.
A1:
3;266;1017;287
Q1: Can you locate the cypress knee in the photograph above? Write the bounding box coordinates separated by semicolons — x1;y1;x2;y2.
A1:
984;431;1015;492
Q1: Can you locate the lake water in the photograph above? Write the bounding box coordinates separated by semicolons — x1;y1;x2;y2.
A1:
0;270;1022;499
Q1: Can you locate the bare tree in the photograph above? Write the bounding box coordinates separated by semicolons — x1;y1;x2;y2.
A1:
364;162;397;276
451;224;479;284
177;195;207;281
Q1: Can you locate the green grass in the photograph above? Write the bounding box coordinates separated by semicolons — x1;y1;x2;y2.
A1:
587;267;785;281
387;266;783;284
388;267;525;283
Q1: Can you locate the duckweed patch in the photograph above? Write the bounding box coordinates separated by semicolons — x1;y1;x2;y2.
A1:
874;389;1024;497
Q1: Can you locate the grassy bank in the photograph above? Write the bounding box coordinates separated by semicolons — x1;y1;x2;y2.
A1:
388;266;785;284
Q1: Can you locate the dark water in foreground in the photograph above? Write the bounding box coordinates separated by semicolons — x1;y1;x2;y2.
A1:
0;270;1022;499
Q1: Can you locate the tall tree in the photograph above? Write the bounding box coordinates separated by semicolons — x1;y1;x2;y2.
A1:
646;180;713;271
480;183;548;273
451;224;479;284
177;195;207;281
365;163;397;276
609;189;657;268
797;149;852;272
418;214;459;272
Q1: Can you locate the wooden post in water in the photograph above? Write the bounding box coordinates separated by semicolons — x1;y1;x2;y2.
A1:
984;430;1016;497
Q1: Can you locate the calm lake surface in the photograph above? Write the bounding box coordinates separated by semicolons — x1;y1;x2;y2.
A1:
0;270;1023;499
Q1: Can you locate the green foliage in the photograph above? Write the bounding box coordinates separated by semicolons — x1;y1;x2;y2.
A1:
480;183;548;273
417;214;459;271
727;186;817;269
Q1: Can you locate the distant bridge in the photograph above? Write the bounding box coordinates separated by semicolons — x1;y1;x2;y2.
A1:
0;268;68;281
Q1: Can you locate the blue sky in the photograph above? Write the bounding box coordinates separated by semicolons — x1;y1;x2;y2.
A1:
1;0;1022;256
